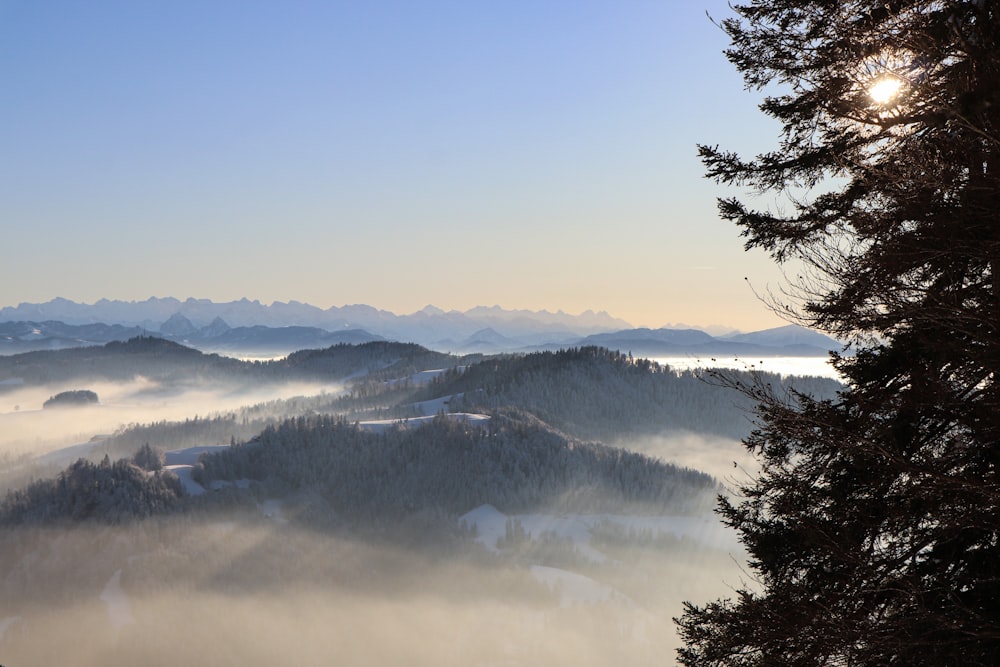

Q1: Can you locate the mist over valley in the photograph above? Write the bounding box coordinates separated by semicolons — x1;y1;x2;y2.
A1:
0;323;843;665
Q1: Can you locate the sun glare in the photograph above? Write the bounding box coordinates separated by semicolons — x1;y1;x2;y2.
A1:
869;76;903;105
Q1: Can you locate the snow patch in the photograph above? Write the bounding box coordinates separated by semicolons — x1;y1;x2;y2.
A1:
165;464;206;496
357;412;489;433
164;445;231;466
386;368;445;387
458;504;507;552
409;393;457;415
34;439;107;468
258;498;287;524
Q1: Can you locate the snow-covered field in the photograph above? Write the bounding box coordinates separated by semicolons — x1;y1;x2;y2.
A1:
385;367;465;387
408;392;461;415
357;412;490;433
164;445;231;466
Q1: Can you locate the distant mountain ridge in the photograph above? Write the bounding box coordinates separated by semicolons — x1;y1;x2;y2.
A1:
0;319;385;356
0;298;841;357
0;297;630;342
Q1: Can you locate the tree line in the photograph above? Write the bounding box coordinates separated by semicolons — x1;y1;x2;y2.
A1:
0;448;182;525
419;346;841;441
194;410;719;524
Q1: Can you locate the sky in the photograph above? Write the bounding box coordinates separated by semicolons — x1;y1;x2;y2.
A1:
0;0;792;331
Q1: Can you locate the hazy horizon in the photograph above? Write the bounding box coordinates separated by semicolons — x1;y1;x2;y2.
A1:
1;1;793;333
0;294;782;333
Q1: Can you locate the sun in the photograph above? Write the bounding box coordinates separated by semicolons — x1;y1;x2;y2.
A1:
869;76;903;105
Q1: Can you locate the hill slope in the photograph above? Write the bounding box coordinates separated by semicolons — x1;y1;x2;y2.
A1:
416;347;842;441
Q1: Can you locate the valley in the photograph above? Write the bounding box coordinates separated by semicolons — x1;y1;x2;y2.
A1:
0;337;841;665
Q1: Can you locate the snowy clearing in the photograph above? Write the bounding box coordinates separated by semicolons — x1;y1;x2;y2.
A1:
408;393;460;415
164;464;206;496
258;498;287;524
357;412;489;433
164;445;231;466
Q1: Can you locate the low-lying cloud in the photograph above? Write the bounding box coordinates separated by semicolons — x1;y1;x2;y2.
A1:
0;519;748;666
613;430;759;490
0;378;343;458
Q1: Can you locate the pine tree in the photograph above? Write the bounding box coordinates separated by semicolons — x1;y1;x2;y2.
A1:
676;2;1000;665
132;442;164;472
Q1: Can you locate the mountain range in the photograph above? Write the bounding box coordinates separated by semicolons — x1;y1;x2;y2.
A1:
0;297;842;357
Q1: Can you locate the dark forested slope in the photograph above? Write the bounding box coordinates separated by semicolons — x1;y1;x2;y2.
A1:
0;336;471;389
195;411;718;521
1;454;183;525
0;336;255;387
2;412;718;527
278;341;477;378
418;347;842;441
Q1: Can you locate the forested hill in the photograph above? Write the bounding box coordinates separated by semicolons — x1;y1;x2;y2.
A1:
417;347;843;442
0;336;253;387
276;341;481;380
1;452;183;525
0;336;471;389
195;411;718;521
1;412;718;526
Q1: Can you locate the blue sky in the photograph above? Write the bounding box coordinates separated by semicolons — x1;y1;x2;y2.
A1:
1;0;789;330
